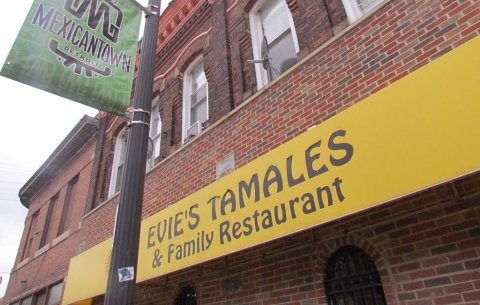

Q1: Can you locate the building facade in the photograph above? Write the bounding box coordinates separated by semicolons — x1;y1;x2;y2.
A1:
4;0;480;305
4;116;99;305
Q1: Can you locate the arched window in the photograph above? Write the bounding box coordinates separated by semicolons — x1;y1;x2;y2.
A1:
174;286;197;305
249;0;299;89
326;246;386;305
182;56;208;142
147;101;162;170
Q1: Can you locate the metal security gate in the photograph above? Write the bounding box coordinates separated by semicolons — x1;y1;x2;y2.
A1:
174;286;197;305
326;246;387;305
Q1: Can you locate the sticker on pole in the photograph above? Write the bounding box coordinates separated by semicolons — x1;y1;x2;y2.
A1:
118;267;134;283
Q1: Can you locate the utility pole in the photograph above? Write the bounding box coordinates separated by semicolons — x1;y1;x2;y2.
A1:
104;1;161;304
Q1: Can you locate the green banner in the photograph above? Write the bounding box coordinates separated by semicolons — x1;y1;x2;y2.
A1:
1;0;141;116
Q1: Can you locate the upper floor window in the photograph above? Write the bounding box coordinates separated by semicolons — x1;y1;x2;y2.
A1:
21;211;39;261
33;289;47;305
13;281;64;305
249;0;299;89
46;282;64;305
147;102;162;169
341;0;383;23
182;57;208;142
57;175;79;236
19;296;32;305
39;193;58;248
326;246;387;305
108;130;127;197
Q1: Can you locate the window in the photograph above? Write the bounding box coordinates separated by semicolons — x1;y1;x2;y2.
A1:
57;175;78;236
182;57;208;142
174;286;197;305
20;296;32;305
21;211;39;261
325;246;387;305
39;194;58;248
33;290;46;305
46;282;64;305
108;130;127;197
147;102;162;169
341;0;383;23
249;0;299;89
17;282;64;305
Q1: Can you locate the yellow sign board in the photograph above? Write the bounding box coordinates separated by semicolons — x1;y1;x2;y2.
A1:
63;35;480;304
70;300;92;305
63;239;111;304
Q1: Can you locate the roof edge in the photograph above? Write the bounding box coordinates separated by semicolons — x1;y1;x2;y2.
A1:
19;115;99;208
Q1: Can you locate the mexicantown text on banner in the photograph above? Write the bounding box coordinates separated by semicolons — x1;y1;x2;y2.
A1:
0;0;141;115
32;2;132;74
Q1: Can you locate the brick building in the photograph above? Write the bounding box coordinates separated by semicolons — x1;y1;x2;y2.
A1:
4;116;99;305
4;0;480;305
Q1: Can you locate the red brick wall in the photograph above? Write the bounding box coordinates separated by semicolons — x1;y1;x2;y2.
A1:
218;0;350;108
79;0;480;304
206;0;235;123
153;0;212;153
83;0;480;250
144;0;478;217
141;0;350;158
89;175;480;305
5;137;96;303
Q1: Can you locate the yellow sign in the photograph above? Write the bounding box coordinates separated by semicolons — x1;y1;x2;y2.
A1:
63;239;111;304
70;300;92;305
63;35;480;304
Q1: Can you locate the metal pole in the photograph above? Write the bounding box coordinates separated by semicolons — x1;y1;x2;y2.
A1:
104;1;161;304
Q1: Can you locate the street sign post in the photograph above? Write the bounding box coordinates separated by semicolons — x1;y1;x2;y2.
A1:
103;1;161;304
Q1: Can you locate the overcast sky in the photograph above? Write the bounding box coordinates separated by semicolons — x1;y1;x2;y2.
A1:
0;0;172;298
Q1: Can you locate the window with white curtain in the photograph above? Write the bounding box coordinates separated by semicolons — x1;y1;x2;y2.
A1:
108;130;126;197
182;57;208;142
147;102;162;169
341;0;384;24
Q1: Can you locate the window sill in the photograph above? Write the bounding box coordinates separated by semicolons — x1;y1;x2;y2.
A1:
34;244;50;258
52;229;71;247
17;258;30;269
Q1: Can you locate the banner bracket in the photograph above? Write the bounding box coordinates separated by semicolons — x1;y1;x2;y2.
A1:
130;0;159;15
145;4;160;16
126;108;151;128
128;108;151;116
128;121;150;128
